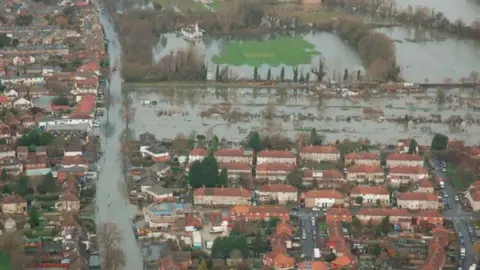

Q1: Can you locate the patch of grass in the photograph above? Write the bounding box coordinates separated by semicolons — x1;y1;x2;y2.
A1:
213;37;319;67
0;251;10;270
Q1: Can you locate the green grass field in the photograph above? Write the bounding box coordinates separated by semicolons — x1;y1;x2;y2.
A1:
212;37;319;67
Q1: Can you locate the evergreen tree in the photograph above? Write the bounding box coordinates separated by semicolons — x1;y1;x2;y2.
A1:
299;73;305;83
408;139;418;154
15;175;29;197
280;67;285;82
293;67;298;82
356;70;361;81
252;232;265;256
343;68;349;81
219;168;228;187
42;172;58;193
305;72;310;82
267;68;271;81
309;128;322;145
0;168;7;182
215;65;220;82
253;67;258;81
28;206;39;228
247;131;262;152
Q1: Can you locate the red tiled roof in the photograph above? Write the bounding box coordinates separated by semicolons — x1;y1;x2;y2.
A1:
301;145;339;154
418;178;433;188
297;261;328;270
193;187;252;197
389;166;428;174
62;155;87;166
344;152;379;160
69;94;95;118
76;61;100;73
257;150;295;158
397;192;438;201
61;191;79;202
304;169;343;179
387;153;422;161
348;165;383;174
76;77;98;86
214;148;244;157
326;207;352;216
0;96;8;103
259;184;297;193
256;163;296;173
218;162;250;171
350;185;389;195
416;210;442;218
303;189;344;199
357;207;411;217
189;147;207;156
231;205;289;215
2;194;26;204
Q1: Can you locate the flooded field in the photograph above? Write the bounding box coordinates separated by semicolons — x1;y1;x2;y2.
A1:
130;87;480;145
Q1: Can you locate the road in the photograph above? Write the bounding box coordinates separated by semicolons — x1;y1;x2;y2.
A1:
93;1;144;269
298;212;319;260
431;159;476;270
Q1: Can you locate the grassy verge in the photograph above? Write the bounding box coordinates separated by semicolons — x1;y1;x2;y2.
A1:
0;251;10;270
155;0;206;11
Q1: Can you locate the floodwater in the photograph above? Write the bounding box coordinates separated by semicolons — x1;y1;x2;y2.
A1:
130;87;480;146
153;29;480;83
395;0;480;24
94;0;144;269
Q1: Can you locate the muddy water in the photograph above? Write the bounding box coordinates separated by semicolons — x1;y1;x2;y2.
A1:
130;88;480;145
154;30;480;83
395;0;480;24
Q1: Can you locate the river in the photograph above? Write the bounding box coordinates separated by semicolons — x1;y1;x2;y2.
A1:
93;1;144;269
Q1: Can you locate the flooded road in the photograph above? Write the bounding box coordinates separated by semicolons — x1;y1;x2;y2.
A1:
94;2;143;269
130;88;480;146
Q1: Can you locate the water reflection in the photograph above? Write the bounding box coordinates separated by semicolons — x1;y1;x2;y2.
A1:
130;87;480;145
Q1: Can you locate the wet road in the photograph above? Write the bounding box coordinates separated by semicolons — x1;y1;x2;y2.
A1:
93;1;143;269
431;159;476;270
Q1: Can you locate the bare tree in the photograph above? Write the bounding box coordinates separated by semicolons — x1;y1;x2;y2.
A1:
98;222;126;270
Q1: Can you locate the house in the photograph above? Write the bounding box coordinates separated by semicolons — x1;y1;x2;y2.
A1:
62;155;88;168
0;145;15;159
388;166;429;187
346;165;384;183
56;166;86;184
263;251;295;270
16;146;28;160
396;192;440;210
416;178;434;193
230;205;289;222
5;89;18;99
73;76;99;95
420;238;446;270
1;194;27;214
301;189;345;208
188;147;207;163
356;208;413;229
386;153;423;168
300;145;340;163
258;184;298;204
0;96;10;108
326;207;352;224
327;222;357;268
24;153;48;171
302;169;345;188
147;162;170;178
76;61;100;75
257;150;296;165
344;152;380;166
55;192;80;213
2;216;16;232
297;261;328;270
218;162;251;179
0;157;23;175
214;148;252;164
350;186;390;206
141;145;170;162
397;139;418;154
193;187;252;206
133;170;161;192
28;85;51;98
145;185;174;202
415;210;444;227
256;163;295;181
64;144;83;156
466;181;480;211
12;97;31;109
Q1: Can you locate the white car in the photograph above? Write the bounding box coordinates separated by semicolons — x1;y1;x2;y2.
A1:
455;196;460;201
312;207;320;211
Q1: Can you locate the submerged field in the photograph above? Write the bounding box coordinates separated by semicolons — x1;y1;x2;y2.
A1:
212;37;320;66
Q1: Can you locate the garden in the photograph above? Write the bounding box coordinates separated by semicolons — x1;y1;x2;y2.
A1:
213;37;319;67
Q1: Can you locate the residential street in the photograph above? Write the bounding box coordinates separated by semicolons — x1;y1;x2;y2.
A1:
431;159;477;270
92;1;144;269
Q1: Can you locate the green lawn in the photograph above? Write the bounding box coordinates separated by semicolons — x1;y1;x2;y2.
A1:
212;37;319;67
0;252;10;270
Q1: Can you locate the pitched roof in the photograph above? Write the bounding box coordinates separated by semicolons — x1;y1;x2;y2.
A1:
348;165;383;174
389;165;428;174
350;185;389;195
189;147;207;156
304;169;343;179
344;152;379;160
357;207;412;217
214;148;244;157
397;192;438;201
193;187;252;197
218;162;250;171
297;261;328;270
387;153;422;161
301;145;339;154
303;189;344;199
418;178;434;188
326;207;352;217
257;150;295;158
230;205;289;215
259;184;297;193
256;163;296;173
2;194;26;204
